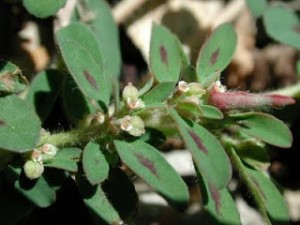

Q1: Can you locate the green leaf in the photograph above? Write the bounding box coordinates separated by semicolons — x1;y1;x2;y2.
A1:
83;142;109;185
114;139;189;207
44;147;81;172
0;60;27;94
7;164;55;208
230;112;293;148
245;166;289;224
77;175;122;224
200;105;224;120
83;0;121;78
263;5;300;50
169;108;231;189
56;22;111;105
196;23;237;86
297;60;300;78
26;69;64;122
62;75;96;123
245;0;267;17
138;76;154;96
149;24;181;83
23;0;67;18
0;95;41;152
196;166;241;225
142;82;175;104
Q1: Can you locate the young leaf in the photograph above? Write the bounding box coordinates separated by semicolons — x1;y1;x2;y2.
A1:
245;0;267;17
26;69;64;122
0;60;27;94
7;164;55;208
230;112;293;148
169;108;232;189
142;82;175;104
114;140;189;207
245;166;289;224
200;105;224;120
56;23;111;105
263;5;300;50
83;142;109;185
196;23;237;86
77;175;122;224
44;147;81;172
82;0;121;78
149;24;181;83
196;166;241;225
0;95;41;152
23;0;67;18
62;75;96;123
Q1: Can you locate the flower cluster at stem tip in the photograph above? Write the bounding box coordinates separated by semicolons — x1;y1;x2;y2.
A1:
23;144;58;180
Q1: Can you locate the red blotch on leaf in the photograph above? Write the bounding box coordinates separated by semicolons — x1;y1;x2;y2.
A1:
134;153;159;177
293;25;300;33
209;183;221;214
188;130;208;155
0;120;5;127
83;69;98;90
210;48;220;65
160;46;168;65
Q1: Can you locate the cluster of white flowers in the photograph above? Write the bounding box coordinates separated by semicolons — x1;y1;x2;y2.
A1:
23;144;58;180
177;81;206;105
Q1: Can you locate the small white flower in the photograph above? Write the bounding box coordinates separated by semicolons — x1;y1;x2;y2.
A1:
40;144;58;157
122;82;139;102
178;81;189;92
31;149;43;163
119;115;145;137
215;80;227;93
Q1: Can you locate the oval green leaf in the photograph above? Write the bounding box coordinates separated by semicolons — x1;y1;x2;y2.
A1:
230;112;293;148
7;164;55;208
245;0;267;17
150;24;181;83
82;0;122;78
0;95;41;152
196;23;237;86
26;69;63;122
56;23;111;105
77;176;121;224
200;105;224;119
263;5;300;50
23;0;67;18
245;166;289;224
142;82;175;104
196;166;241;225
83;142;109;185
114;139;189;207
44;147;81;172
0;60;27;94
169;108;232;189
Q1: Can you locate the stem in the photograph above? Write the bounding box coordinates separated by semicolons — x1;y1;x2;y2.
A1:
38;125;104;148
225;147;272;225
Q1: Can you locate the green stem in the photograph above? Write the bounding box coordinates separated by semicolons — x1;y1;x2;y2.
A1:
225;147;271;225
38;125;104;148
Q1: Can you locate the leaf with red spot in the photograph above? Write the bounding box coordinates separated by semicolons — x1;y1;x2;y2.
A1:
114;140;189;207
196;23;237;87
0;95;41;152
195;165;241;225
82;142;109;185
168;108;232;189
56;23;111;105
149;24;181;83
263;5;300;50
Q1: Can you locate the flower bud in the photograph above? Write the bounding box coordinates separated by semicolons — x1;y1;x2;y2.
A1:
40;144;58;157
122;82;139;102
23;160;44;180
187;82;205;96
31;149;43;163
178;81;189;92
120;115;145;137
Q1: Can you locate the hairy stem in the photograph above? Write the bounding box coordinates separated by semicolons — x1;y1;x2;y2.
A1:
225;147;271;225
267;82;300;98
